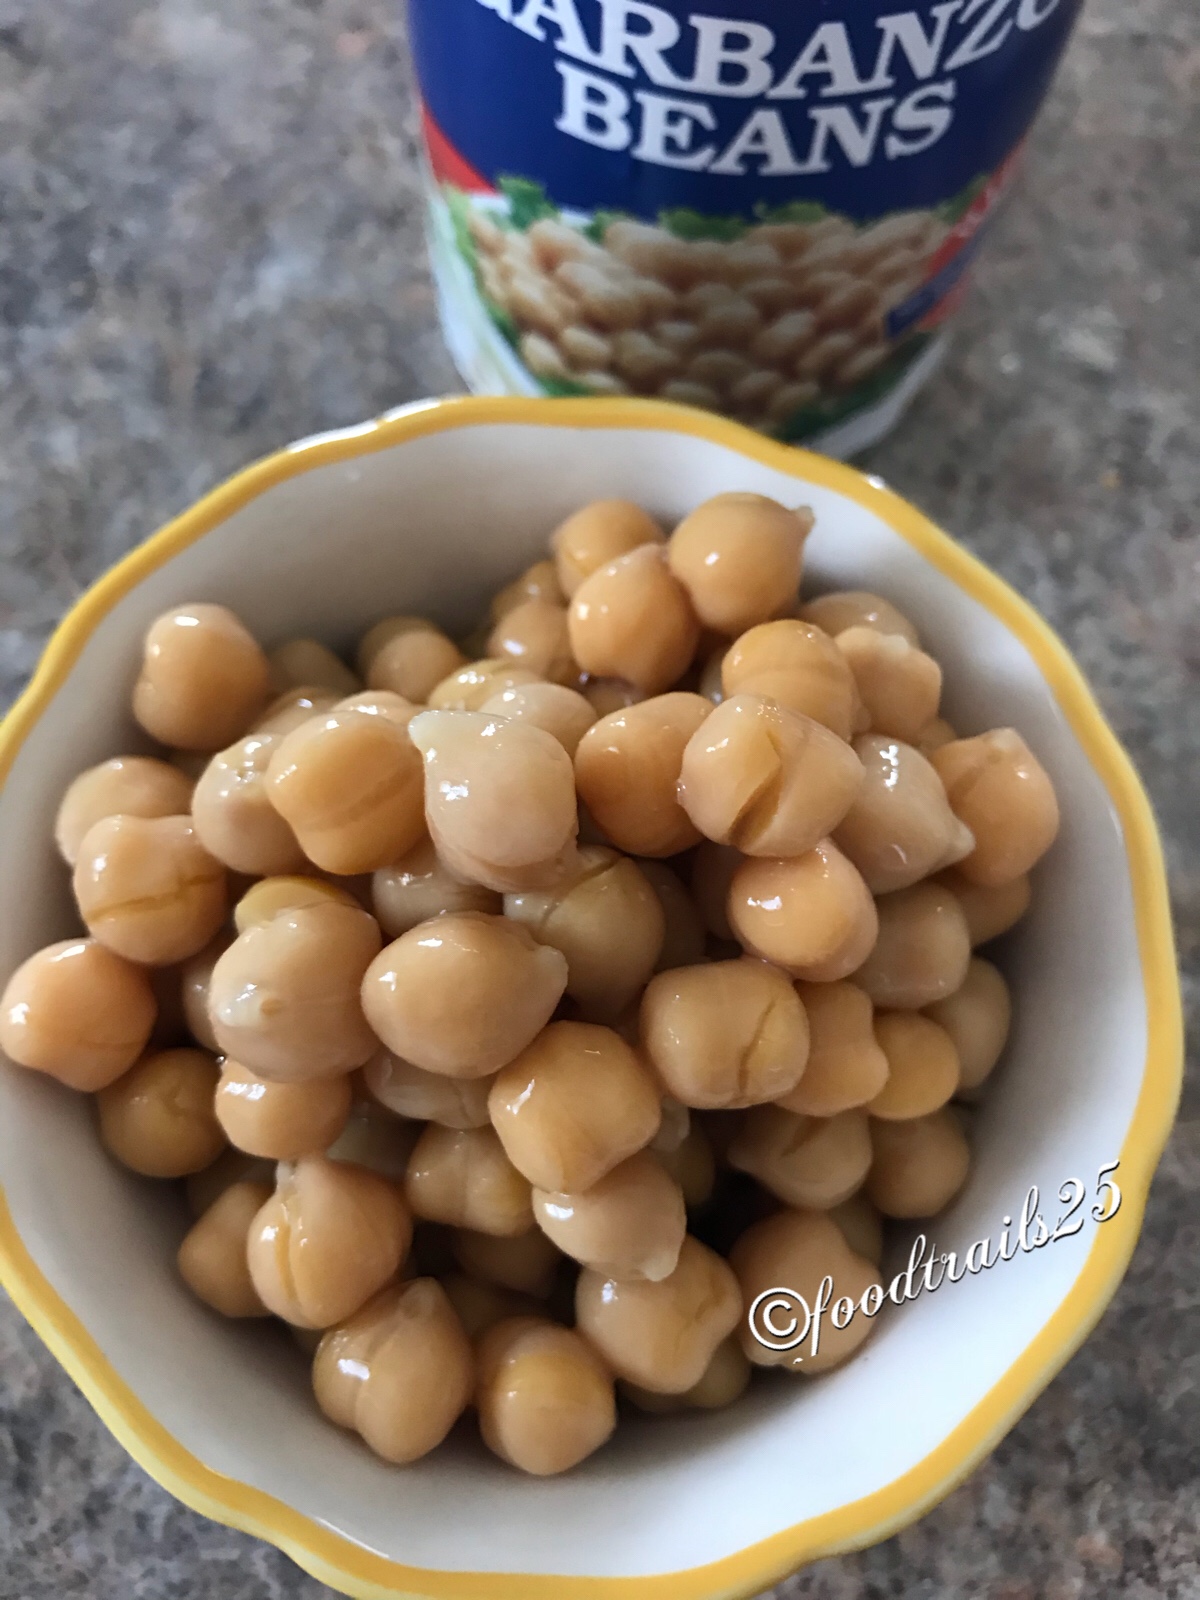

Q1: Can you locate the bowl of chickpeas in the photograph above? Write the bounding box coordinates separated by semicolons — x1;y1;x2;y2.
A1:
0;396;1180;1600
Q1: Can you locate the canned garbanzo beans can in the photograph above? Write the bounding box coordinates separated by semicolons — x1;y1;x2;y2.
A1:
407;0;1082;454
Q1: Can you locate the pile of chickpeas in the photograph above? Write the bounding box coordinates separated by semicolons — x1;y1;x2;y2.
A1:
468;207;947;432
0;491;1060;1477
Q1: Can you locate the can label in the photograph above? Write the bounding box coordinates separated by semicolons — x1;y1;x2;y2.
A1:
408;0;1081;449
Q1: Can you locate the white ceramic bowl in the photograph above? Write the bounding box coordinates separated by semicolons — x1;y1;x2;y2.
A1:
0;397;1181;1600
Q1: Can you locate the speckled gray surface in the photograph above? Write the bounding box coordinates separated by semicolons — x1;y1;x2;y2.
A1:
0;0;1197;1596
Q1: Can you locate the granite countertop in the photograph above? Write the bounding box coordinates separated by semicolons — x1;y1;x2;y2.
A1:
0;1;1196;1595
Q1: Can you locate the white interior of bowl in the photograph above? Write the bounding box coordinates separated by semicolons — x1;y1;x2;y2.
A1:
0;417;1145;1580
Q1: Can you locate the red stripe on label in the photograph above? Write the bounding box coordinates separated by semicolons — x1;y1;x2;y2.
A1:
421;104;495;194
927;143;1026;279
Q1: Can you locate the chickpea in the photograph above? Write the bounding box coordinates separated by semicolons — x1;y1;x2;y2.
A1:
852;881;971;1009
215;1059;353;1159
925;958;1011;1096
254;686;340;738
867;1109;971;1218
935;868;1032;946
489;1021;662;1193
177;1180;272;1318
686;1336;752;1410
333;689;419;724
0;938;156;1091
654;1122;716;1208
867;1013;960;1120
265;708;425;876
191;733;307;876
728;1106;871;1209
533;1150;686;1282
798;590;920;646
833;735;975;894
722;620;861;741
362;912;567;1078
247;1154;411;1327
505;848;664;1021
404;1124;534;1236
835;628;942;745
667;494;812;635
827;1192;884;1266
453;1226;561;1297
581;677;645;718
476;1317;616;1476
776;982;889;1117
408;710;579;893
917;716;958;755
640;960;808;1111
441;1273;541;1340
371;839;500;939
267;639;360;698
363;1049;492;1129
568;545;700;695
487;599;576;686
365;623;467;705
690;840;740;940
573;693;711;857
551;499;665;598
73;815;226;966
678;694;863;857
97;1047;224;1177
132;603;269;751
233;873;358;933
313;1279;473;1463
729;843;878;983
576;1235;740;1393
54;757;195;866
209;901;382;1081
634;860;706;971
426;658;541;713
730;1210;881;1375
931;730;1060;886
490;559;566;622
327;1099;421;1181
480;681;596;758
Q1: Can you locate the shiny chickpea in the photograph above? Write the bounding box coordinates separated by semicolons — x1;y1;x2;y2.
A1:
72;814;226;966
177;1180;272;1318
233;874;358;933
54;757;195;866
722;620;861;741
633;860;706;972
667;494;812;635
728;1105;871;1209
925;958;1011;1096
489;1021;662;1193
426;659;541;713
533;1150;686;1282
0;939;156;1091
248;1154;411;1327
678;694;863;857
209;901;382;1081
476;1317;616;1476
479;683;596;761
362;912;567;1078
409;710;579;892
776;982;889;1116
371;838;501;938
254;686;341;738
729;843;878;983
867;1109;970;1218
576;1235;740;1393
833;735;975;894
931;730;1060;887
267;639;360;697
132;603;270;751
568;544;700;695
867;1013;960;1120
935;868;1032;946
653;1122;716;1208
505;848;664;1021
327;1099;421;1180
581;678;646;718
827;1192;884;1266
835;627;942;745
191;733;307;876
363;1049;492;1129
332;689;418;724
441;1273;541;1340
359;616;435;675
853;881;971;1010
798;591;920;647
491;558;566;622
215;1059;353;1159
640;960;808;1111
404;1123;534;1236
731;1209;881;1374
551;499;665;598
366;622;468;705
690;841;740;940
453;1226;561;1297
487;599;576;686
313;1279;473;1463
573;693;710;857
265;708;424;875
97;1047;224;1177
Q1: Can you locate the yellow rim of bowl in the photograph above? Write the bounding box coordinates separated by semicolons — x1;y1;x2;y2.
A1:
0;396;1182;1600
